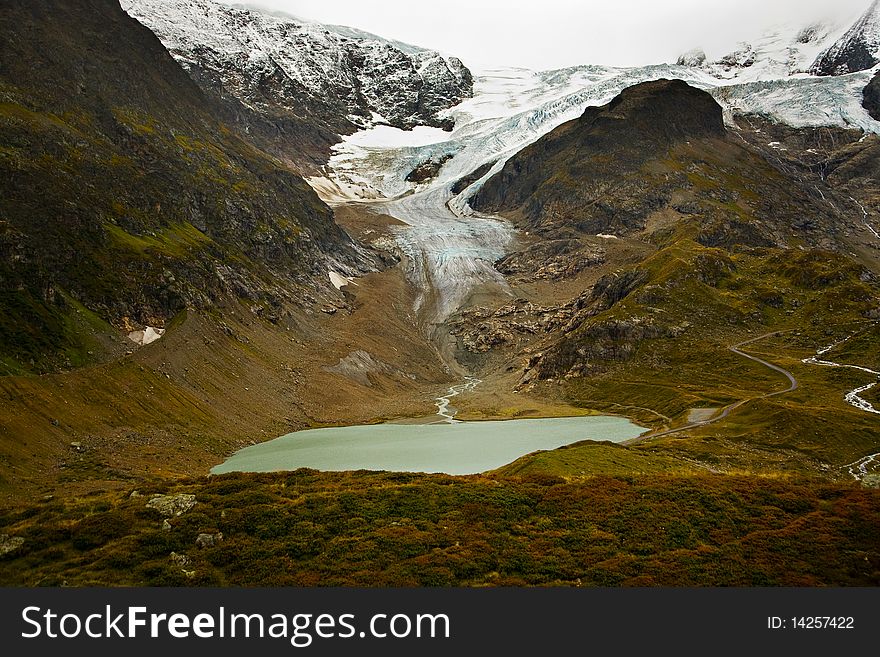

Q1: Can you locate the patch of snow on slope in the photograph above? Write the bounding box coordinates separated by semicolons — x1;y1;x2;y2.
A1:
128;327;165;346
343;125;454;149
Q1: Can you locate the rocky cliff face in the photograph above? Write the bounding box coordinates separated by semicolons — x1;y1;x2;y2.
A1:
811;0;880;75
120;0;474;171
0;0;373;374
864;71;880;120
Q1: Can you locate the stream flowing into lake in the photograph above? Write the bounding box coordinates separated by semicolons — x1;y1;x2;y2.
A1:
434;377;481;423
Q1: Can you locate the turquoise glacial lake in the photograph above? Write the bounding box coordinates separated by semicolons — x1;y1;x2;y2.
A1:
211;416;648;476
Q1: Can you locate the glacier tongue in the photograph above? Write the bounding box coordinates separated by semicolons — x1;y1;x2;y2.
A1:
317;61;880;330
713;70;880;132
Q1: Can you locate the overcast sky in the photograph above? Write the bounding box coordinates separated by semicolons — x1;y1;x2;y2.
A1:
226;0;872;71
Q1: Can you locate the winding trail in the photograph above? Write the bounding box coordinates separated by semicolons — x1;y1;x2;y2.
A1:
625;331;798;444
627;328;880;481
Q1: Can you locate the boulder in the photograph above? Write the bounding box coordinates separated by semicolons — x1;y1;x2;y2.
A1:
195;532;223;548
146;493;197;517
0;534;25;557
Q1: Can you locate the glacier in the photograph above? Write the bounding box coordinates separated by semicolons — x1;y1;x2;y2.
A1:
314;62;880;332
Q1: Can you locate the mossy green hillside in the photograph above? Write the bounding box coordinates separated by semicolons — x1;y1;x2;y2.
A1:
519;237;879;477
0;0;362;375
0;471;877;587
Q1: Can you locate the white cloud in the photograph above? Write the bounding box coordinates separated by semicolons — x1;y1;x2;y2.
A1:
224;0;872;70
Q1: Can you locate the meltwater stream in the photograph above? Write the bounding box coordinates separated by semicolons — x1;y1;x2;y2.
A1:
434;377;481;423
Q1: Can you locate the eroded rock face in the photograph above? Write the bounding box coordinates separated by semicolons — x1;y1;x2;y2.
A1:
322;351;415;387
495;240;606;282
450;293;601;355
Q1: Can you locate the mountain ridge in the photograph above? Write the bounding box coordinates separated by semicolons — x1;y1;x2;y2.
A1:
121;0;474;171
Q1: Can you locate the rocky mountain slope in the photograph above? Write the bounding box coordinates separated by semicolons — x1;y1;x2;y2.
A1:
0;0;456;501
0;0;374;375
120;0;473;171
812;0;880;75
865;70;880;119
471;79;868;249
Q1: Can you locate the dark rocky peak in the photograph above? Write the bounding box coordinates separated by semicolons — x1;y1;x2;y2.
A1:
584;79;725;146
471;79;857;253
811;0;880;75
121;0;474;169
470;79;727;235
488;79;726;176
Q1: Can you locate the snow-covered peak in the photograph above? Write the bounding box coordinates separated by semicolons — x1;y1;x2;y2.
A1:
676;18;851;83
676;49;707;68
812;0;880;75
120;0;473;132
